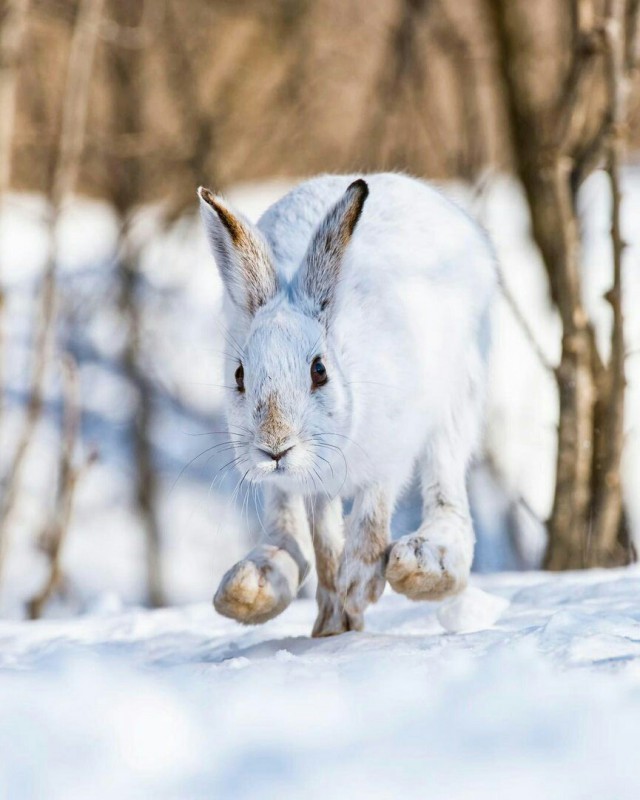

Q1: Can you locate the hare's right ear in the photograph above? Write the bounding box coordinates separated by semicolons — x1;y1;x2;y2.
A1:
198;187;278;315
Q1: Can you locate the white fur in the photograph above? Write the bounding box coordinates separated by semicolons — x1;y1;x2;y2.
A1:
200;173;496;635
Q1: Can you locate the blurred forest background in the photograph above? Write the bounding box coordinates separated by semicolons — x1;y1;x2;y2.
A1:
1;0;639;619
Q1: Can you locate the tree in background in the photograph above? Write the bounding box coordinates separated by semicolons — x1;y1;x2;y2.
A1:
486;0;639;568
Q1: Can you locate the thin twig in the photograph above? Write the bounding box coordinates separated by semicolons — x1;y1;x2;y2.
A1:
496;268;557;376
26;355;88;619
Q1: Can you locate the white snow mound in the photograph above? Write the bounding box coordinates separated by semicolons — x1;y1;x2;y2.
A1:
437;586;509;633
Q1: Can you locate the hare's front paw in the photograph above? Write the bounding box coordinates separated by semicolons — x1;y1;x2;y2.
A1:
213;545;299;625
335;552;386;631
386;519;472;601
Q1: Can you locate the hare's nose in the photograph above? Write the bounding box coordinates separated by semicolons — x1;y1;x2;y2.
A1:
259;445;294;463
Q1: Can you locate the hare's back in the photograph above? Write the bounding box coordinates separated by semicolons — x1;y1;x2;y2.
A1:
258;173;494;293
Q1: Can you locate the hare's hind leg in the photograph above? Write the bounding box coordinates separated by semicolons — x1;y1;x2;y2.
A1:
385;462;473;600
334;485;392;631
213;486;312;625
305;494;357;637
386;386;479;601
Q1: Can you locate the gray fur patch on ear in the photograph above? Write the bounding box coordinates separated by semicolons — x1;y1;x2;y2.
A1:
294;179;369;317
198;186;278;315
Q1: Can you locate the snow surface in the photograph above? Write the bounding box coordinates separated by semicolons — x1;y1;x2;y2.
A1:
2;568;640;800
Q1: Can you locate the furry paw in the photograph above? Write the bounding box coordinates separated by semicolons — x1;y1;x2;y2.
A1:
312;586;362;637
335;552;386;627
386;522;472;601
213;545;299;625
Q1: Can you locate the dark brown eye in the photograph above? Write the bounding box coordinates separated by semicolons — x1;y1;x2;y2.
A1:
235;364;245;392
311;357;328;388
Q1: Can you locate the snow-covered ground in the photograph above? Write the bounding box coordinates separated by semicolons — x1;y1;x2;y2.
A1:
1;568;640;799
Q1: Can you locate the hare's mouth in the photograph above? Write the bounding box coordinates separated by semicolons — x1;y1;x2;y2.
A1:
250;448;320;489
251;441;298;474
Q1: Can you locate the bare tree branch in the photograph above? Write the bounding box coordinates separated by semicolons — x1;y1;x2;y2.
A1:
497;270;557;376
589;0;630;563
624;0;640;69
26;355;89;619
485;0;636;569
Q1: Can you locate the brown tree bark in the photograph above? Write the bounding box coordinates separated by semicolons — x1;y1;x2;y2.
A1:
587;0;634;566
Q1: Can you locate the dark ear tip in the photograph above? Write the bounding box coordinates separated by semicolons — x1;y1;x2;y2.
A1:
198;186;216;206
347;178;369;199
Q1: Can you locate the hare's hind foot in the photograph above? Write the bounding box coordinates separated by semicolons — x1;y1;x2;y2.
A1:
334;551;386;625
385;519;472;601
312;586;363;637
213;545;299;625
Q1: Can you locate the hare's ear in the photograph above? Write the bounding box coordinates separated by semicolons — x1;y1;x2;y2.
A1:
198;187;278;315
294;179;368;321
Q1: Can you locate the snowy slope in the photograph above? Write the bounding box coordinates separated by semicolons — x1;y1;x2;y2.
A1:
2;568;640;800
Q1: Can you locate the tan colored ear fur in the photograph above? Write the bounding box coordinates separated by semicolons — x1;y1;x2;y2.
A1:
198;186;278;315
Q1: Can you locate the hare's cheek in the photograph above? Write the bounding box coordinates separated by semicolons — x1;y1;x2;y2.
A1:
315;386;342;422
227;394;250;428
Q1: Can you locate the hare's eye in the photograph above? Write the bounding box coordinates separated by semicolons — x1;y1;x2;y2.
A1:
311;357;328;389
235;364;245;393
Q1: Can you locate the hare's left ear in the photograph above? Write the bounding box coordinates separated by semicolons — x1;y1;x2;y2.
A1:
198;187;278;315
293;178;368;321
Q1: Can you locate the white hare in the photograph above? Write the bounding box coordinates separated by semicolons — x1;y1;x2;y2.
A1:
198;173;496;636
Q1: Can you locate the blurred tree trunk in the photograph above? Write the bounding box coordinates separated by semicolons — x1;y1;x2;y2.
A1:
105;0;165;607
486;0;638;568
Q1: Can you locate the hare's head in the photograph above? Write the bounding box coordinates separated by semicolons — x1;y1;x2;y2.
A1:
198;180;368;491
